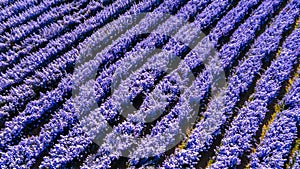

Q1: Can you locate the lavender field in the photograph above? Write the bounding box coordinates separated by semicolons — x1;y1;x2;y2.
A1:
0;0;299;168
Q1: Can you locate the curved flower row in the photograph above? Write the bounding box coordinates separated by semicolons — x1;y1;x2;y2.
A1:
249;74;300;168
210;22;300;168
250;108;300;168
0;0;135;93
0;76;73;151
0;0;146;154
90;0;213;105
218;0;285;72
0;100;76;168
0;0;166;166
283;72;300;110
0;49;77;126
0;0;108;72
84;60;212;168
250;108;299;168
193;0;235;31
37;0;191;167
224;0;300;117
0;0;111;119
0;0;89;47
162;0;300;167
91;0;234;116
39;0;220;166
0;0;63;35
209;0;262;46
250;77;300;168
80;0;239;166
81;0;274;167
0;0;38;23
1;0;299;168
73;0;210;118
0;0;165;125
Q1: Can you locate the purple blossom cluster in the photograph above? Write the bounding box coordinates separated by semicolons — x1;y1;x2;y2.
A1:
218;0;285;71
81;0;243;166
43;0;221;166
162;0;300;168
249;75;300;168
0;76;73;150
284;73;300;110
0;100;76;168
0;0;64;35
224;0;300;116
292;151;300;169
0;0;90;49
0;0;92;72
210;23;300;168
249;108;299;168
37;0;191;167
193;0;236;31
0;0;299;168
0;0;135;93
209;0;262;45
0;0;164;127
0;0;38;23
84;64;212;169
